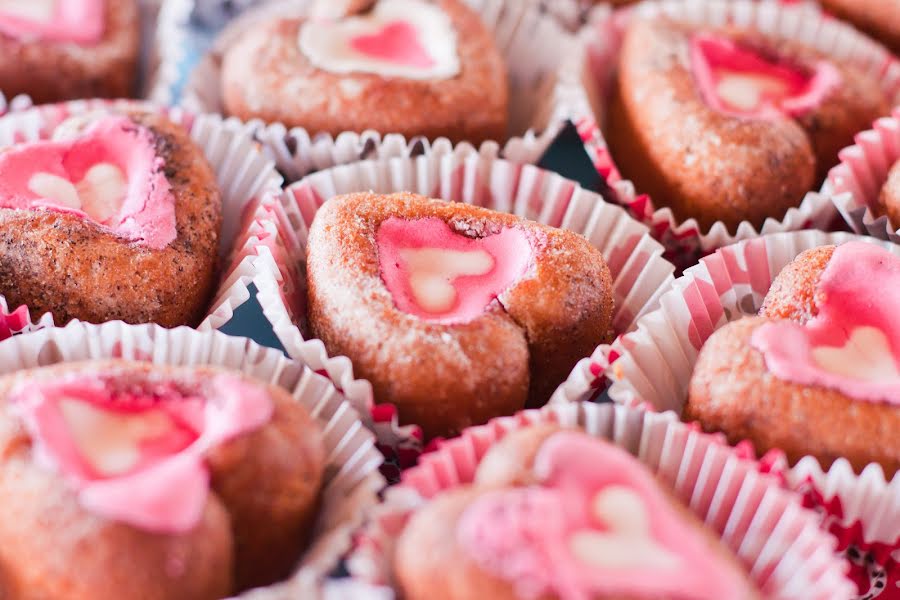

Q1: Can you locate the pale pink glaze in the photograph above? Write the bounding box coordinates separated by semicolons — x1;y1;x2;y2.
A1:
0;0;105;45
350;21;435;68
751;242;900;404
0;116;177;250
376;217;533;324
11;373;273;533
456;432;749;600
690;34;840;119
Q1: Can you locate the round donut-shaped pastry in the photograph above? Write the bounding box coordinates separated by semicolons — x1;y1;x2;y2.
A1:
0;111;222;328
306;192;614;439
876;160;900;230
606;18;888;233
0;0;140;103
758;245;836;323
220;0;508;146
820;0;900;55
395;427;760;600
0;360;326;599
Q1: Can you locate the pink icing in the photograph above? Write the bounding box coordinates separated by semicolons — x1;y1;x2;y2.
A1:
0;0;105;45
457;432;748;600
751;241;900;404
350;21;435;68
0;116;177;250
10;373;273;533
376;217;533;324
690;34;840;119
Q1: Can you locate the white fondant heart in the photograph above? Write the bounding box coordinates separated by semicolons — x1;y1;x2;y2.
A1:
298;0;460;80
569;485;681;571
60;398;175;477
0;0;55;21
812;326;900;382
400;247;494;313
28;162;127;223
715;71;789;112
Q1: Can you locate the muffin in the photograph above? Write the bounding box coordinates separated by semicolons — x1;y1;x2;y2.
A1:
0;0;140;103
606;17;888;233
396;426;760;599
0;360;326;599
306;191;614;438
687;241;900;476
820;0;900;54
0;110;222;327
220;0;508;145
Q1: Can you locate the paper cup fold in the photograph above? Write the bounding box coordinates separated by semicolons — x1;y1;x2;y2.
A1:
150;0;587;183
0;99;284;342
824;107;900;244
347;401;854;599
237;152;675;457
558;230;900;593
0;320;386;597
555;0;900;256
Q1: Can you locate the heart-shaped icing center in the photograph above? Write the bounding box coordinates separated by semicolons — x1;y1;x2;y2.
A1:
0;115;177;250
12;374;273;533
298;0;460;80
751;241;900;404
690;34;840;119
456;432;748;599
0;0;105;44
377;217;532;324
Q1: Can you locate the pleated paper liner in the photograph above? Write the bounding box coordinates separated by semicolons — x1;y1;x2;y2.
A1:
237;151;676;462
0;320;387;597
150;0;588;183
555;230;899;598
824;107;900;245
0;98;285;343
555;0;900;259
346;401;854;599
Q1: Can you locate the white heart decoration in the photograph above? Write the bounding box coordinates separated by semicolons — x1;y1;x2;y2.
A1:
568;485;681;571
28;162;127;224
400;247;494;313
812;326;900;382
715;71;789;113
298;0;460;80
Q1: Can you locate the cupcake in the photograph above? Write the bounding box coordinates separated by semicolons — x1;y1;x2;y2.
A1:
605;17;888;233
220;0;508;146
0;0;140;103
875;159;900;230
0;359;326;599
0;110;222;328
820;0;900;54
306;191;614;439
687;241;900;477
396;425;761;599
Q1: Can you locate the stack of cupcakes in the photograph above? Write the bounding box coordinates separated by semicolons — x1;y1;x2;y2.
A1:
0;0;897;598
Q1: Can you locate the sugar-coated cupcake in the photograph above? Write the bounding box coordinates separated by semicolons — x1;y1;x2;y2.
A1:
0;360;326;599
0;110;222;327
306;191;614;439
220;0;508;145
0;0;140;103
606;17;888;233
396;426;761;600
688;241;900;477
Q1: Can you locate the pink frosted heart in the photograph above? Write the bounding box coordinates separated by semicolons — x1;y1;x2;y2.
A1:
0;0;105;44
690;34;840;119
376;217;533;324
350;20;435;69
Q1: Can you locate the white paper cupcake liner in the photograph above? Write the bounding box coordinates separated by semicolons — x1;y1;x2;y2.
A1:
0;98;285;341
824;107;900;245
556;230;900;594
555;0;900;257
0;319;386;597
238;151;676;459
150;0;587;183
346;401;854;599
